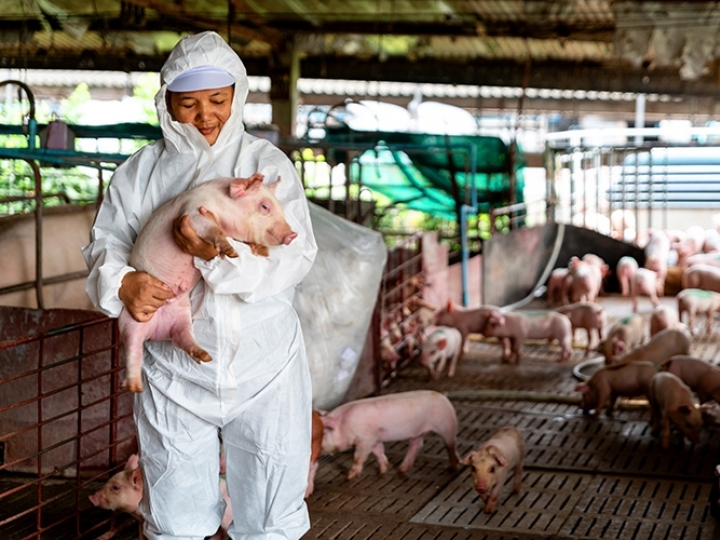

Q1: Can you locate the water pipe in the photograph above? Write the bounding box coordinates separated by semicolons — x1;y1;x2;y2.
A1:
0;80;36;149
460;143;478;306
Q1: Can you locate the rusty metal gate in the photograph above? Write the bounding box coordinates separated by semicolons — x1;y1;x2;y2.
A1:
0;307;139;540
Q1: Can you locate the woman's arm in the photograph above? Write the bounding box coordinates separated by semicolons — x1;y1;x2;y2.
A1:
82;147;174;318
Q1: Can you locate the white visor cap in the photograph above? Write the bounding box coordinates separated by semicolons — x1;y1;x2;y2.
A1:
167;65;236;92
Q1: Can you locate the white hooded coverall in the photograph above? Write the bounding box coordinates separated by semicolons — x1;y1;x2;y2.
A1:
82;31;318;539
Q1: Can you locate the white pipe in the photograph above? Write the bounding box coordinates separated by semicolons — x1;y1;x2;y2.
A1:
634;93;646;147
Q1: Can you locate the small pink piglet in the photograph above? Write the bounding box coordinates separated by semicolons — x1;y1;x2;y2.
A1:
461;424;526;514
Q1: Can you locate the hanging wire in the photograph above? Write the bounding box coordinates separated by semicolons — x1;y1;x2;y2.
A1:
227;0;233;48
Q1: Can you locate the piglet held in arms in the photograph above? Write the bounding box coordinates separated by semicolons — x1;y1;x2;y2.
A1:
461;424;526;514
119;173;297;392
320;390;460;479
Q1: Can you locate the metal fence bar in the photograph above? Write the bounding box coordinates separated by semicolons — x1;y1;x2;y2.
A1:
0;311;137;539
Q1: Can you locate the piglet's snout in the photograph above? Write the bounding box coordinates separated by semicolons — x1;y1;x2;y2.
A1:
283;231;298;245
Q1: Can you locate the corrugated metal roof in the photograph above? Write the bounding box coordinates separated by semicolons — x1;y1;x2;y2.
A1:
6;68;661;104
1;1;718;96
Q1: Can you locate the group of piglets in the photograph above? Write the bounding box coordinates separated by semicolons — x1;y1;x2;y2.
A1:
419;281;615;378
625;225;720;315
318;389;526;514
576;353;715;449
574;307;717;449
425;300;576;370
398;253;616;380
549;249;664;316
547;253;608;307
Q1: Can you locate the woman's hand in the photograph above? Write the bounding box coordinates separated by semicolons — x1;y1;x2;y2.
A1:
173;209;221;261
119;271;174;322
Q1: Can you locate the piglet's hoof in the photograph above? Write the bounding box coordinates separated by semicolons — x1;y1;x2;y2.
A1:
189;349;213;363
219;243;238;258
123;377;143;393
246;242;269;257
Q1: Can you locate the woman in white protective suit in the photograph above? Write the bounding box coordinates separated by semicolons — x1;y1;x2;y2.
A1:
82;31;317;539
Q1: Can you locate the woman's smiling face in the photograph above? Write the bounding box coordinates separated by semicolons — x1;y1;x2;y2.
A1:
169;86;234;145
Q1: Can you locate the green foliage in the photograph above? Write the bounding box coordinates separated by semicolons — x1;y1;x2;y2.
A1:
59;83;91;124
373;203;488;252
133;73;161;125
0;78;160;215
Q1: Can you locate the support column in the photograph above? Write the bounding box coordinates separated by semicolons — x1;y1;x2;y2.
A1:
268;41;300;138
634;93;645;146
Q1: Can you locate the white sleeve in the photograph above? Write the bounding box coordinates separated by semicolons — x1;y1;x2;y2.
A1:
81;149;157;317
194;148;318;302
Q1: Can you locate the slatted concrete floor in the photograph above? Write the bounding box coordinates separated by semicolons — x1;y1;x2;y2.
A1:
303;296;720;540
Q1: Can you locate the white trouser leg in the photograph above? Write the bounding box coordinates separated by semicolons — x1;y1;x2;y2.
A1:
223;352;312;540
134;382;224;540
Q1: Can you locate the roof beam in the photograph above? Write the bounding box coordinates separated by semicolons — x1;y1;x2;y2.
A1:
122;0;282;44
2;52;719;99
298;56;720;98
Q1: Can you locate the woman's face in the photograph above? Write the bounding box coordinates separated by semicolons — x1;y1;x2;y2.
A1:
169;86;234;145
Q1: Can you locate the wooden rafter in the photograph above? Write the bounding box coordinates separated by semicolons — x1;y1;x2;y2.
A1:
123;0;282;45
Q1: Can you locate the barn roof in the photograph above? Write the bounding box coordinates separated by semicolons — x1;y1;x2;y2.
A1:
3;1;720;98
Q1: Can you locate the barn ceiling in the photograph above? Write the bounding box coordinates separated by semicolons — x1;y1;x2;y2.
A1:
4;1;720;98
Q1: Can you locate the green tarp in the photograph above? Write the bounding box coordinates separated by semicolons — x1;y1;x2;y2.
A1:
322;127;525;220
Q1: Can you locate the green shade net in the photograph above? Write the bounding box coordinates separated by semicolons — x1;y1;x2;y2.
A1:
322;126;525;220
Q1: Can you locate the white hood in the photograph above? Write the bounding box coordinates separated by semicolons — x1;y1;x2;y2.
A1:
156;31;250;159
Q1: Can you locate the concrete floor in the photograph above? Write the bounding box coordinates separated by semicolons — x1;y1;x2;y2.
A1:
303;294;720;540
39;293;719;540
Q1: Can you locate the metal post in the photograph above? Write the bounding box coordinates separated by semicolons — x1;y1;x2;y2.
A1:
635;93;646;147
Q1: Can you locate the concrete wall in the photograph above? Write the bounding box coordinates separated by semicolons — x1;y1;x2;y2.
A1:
422;231;482;309
0;205;96;310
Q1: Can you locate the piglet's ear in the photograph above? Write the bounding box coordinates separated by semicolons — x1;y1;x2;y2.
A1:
266;176;282;193
321;416;339;430
678;405;693;416
489;312;504;325
230;175;264;198
125;454;139;471
488;446;508;467
229;178;249;198
437;338;448;351
131;467;142;487
446;299;454;313
459;451;475;465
